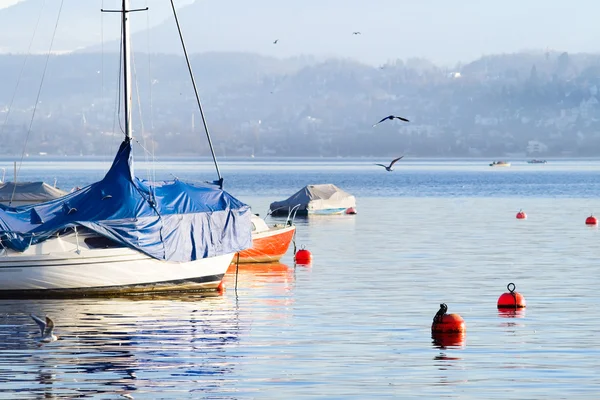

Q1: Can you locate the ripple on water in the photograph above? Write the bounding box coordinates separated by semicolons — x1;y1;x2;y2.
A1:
0;197;600;398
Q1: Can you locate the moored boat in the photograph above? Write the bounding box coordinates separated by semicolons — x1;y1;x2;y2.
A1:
0;181;67;206
489;161;511;167
270;184;357;216
527;159;547;164
235;215;296;264
0;0;251;297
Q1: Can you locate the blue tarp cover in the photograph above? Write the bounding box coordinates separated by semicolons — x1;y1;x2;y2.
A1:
0;140;252;262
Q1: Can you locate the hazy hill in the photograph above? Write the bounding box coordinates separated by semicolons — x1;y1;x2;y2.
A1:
0;50;600;157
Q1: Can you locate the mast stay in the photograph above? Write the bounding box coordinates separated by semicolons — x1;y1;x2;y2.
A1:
169;0;223;188
103;0;224;188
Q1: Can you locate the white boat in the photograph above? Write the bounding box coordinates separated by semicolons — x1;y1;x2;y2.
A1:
269;184;357;216
0;181;67;206
0;0;251;297
0;229;234;294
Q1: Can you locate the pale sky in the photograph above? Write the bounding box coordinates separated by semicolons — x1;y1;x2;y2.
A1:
0;0;21;8
2;0;600;65
182;0;600;66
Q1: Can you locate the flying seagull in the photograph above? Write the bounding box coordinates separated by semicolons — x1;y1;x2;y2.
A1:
273;39;278;44
373;115;410;127
30;314;58;343
353;32;361;35
374;156;404;171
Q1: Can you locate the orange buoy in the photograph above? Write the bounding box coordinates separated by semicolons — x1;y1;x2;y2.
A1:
585;215;598;225
497;283;526;309
516;209;527;219
431;303;466;334
295;247;312;264
217;281;225;293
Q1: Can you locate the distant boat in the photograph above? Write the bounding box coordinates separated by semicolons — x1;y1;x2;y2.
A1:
489;161;511;167
270;184;357;216
527;159;547;164
0;181;67;206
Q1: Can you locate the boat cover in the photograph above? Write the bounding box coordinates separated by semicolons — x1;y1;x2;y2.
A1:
270;184;356;214
0;181;67;204
0;140;252;262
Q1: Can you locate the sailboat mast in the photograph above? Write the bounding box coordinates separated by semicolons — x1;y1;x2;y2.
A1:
121;0;133;141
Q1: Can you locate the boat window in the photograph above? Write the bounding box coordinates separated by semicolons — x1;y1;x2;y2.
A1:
84;236;125;249
251;222;257;232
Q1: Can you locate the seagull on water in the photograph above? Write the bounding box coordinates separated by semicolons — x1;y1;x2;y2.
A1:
31;314;58;343
373;115;410;127
353;31;361;35
374;156;404;171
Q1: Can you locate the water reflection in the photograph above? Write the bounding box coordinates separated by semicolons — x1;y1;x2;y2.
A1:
433;349;467;386
0;295;242;398
225;262;295;288
431;332;466;349
498;308;526;319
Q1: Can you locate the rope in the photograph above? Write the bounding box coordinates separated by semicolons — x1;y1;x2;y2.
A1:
10;0;65;206
507;282;518;309
432;303;448;328
235;252;240;291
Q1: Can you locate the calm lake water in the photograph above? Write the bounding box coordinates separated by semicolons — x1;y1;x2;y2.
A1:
1;159;600;398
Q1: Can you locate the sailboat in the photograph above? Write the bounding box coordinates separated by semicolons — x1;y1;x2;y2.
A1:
0;0;252;297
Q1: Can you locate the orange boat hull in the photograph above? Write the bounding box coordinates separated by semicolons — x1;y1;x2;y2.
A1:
236;225;296;263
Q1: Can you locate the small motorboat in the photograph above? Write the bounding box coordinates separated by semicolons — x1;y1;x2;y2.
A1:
527;159;547;164
269;184;357;216
489;161;511;167
235;213;296;264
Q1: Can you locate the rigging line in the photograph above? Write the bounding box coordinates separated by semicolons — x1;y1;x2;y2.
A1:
114;21;125;137
169;0;222;187
0;0;46;138
107;13;125;173
145;0;156;184
131;47;153;184
101;0;111;169
133;138;159;162
11;0;65;206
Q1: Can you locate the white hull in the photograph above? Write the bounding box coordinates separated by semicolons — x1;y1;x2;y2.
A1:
0;231;233;296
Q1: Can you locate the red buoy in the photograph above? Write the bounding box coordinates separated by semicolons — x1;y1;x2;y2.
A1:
295;248;312;264
431;303;466;334
585;215;598;225
345;207;357;215
516;210;527;219
497;283;526;309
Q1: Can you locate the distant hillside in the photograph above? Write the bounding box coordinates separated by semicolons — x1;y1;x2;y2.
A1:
0;50;600;157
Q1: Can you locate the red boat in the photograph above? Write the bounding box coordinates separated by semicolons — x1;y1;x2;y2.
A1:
236;215;296;263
